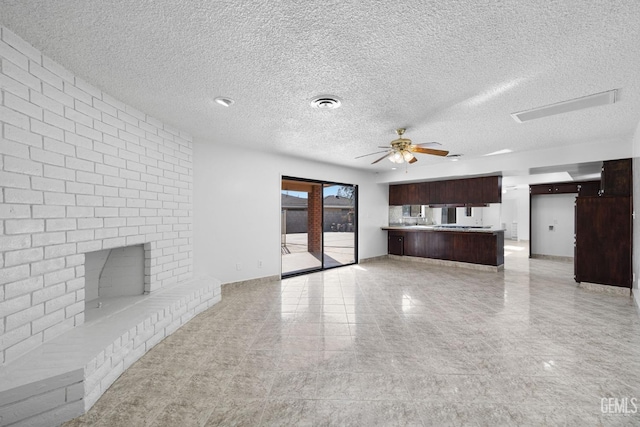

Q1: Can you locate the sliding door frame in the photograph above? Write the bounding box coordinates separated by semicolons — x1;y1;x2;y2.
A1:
281;175;358;278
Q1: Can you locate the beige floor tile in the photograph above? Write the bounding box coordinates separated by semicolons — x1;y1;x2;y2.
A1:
64;247;640;426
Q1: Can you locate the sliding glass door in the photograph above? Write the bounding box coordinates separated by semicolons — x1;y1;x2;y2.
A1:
281;177;357;277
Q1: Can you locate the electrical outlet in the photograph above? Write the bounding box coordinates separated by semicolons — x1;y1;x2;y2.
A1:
258;260;263;268
236;263;242;271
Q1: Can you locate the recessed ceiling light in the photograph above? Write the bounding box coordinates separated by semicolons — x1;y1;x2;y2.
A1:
214;97;234;107
310;95;342;109
391;167;397;170
511;89;617;123
484;149;512;156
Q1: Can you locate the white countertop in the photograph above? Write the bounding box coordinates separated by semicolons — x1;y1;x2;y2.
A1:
382;225;505;233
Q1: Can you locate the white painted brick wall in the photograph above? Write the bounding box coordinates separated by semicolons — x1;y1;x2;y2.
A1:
0;26;194;365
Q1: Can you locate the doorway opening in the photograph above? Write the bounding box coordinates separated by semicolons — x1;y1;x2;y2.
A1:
281;176;357;277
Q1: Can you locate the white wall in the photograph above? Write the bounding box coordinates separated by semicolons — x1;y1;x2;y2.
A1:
531;194;575;257
193;142;388;284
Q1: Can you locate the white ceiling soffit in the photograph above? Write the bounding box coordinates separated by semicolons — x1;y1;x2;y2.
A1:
1;1;639;174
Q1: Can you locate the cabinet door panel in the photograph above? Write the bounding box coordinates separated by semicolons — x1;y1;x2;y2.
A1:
388;234;404;255
429;182;442;204
482;176;502;202
466;178;484;204
575;196;631;287
389;184;405;205
602;159;632;196
405;183;421;205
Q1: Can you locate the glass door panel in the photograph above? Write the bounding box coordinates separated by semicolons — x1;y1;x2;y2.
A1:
281;179;322;276
323;184;356;269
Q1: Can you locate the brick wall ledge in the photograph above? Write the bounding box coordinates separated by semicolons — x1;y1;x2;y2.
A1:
0;276;222;427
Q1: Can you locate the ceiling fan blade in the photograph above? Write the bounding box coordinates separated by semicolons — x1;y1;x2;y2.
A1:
409;157;418;164
355;149;391;159
411;147;449;156
371;151;393;164
415;142;442;148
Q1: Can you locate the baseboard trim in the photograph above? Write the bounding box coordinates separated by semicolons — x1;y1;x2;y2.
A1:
578;281;632;296
530;254;574;262
223;275;281;288
359;255;389;263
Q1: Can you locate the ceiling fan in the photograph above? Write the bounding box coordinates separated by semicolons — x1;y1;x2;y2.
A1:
356;128;449;164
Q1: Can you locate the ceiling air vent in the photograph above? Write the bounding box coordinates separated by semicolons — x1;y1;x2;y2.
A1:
310;95;342;109
511;89;617;123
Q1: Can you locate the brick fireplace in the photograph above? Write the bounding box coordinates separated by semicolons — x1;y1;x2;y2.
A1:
0;26;220;425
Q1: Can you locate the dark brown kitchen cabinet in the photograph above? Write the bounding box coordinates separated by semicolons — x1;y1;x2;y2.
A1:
575;196;632;288
419;182;430;202
577;180;601;197
553;183;579;193
482;176;502;202
389;175;502;205
449;179;468;204
388;234;404;255
530;184;553;195
428;181;444;204
601;159;632;196
466;177;485;204
389;184;406;205
530;180;601;196
388;229;504;267
405;183;422;205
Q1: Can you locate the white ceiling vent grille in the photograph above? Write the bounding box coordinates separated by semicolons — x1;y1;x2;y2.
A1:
310;95;342;109
511;89;617;123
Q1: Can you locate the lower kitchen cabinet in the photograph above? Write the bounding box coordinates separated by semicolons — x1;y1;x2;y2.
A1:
386;229;504;267
388;234;404;255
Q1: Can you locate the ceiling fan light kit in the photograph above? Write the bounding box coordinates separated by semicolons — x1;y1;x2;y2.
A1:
357;128;449;165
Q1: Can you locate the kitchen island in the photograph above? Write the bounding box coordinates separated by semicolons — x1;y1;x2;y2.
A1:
382;225;505;270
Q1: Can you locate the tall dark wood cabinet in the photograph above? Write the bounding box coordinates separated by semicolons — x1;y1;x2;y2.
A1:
601;159;632;196
575;196;632;288
574;158;632;288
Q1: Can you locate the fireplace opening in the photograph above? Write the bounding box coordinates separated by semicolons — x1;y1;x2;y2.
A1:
85;245;145;308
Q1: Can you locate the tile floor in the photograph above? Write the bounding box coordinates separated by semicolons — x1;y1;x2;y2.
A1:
64;245;640;426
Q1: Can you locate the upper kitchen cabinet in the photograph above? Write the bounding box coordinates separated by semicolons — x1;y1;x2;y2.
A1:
444;179;468;204
389;183;426;205
389;184;407;205
389;175;502;205
466;177;485;204
601;159;632;196
405;183;423;205
428;181;444;204
482;176;502;203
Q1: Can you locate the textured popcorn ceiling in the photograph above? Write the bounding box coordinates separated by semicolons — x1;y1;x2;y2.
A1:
2;1;640;171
